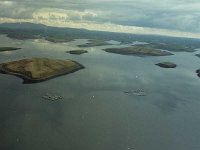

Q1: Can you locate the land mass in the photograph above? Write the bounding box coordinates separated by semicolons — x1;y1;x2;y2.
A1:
78;39;112;47
66;50;88;55
156;62;177;68
195;54;200;58
45;37;74;43
196;69;200;77
0;23;200;52
0;47;21;52
104;45;173;56
0;58;84;83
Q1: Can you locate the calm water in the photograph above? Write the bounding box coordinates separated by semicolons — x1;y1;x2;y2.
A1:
0;34;200;150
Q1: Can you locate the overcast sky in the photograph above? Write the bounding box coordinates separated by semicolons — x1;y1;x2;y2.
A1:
0;0;200;38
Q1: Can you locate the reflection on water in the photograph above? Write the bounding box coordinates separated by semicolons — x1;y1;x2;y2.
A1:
0;34;200;150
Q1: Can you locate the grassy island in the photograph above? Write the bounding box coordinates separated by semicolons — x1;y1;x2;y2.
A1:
0;58;84;83
78;39;111;47
104;45;173;56
0;47;21;52
66;50;88;55
156;62;177;68
45;37;73;43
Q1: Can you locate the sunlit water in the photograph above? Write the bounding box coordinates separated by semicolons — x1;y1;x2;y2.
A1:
0;34;200;150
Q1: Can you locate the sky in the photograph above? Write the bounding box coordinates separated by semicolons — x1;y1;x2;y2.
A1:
0;0;200;38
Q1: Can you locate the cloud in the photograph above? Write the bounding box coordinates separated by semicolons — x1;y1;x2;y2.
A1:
0;0;200;38
0;1;35;19
0;1;14;5
32;8;99;22
94;0;200;33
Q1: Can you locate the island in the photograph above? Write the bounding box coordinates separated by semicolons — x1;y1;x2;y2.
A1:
196;69;200;77
1;23;200;52
195;54;200;58
104;45;173;56
0;58;84;83
78;39;111;47
156;62;177;68
66;50;88;55
45;37;74;43
0;47;21;52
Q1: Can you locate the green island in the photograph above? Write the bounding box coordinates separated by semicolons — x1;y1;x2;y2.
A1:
66;50;88;55
104;45;173;56
156;62;177;68
0;47;21;52
78;39;111;47
0;58;84;84
45;37;74;43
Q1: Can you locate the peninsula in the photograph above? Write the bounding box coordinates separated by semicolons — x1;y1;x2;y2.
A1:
0;58;84;83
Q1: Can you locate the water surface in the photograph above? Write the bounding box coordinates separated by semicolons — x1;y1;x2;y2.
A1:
0;34;200;150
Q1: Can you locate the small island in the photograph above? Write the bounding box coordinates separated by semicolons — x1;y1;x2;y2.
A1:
78;39;111;47
0;47;21;52
45;37;73;43
66;50;88;55
196;69;200;77
156;62;177;68
195;54;200;58
0;58;84;83
104;45;173;56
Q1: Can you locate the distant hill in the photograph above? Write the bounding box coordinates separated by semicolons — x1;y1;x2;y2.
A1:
0;22;47;29
0;22;200;50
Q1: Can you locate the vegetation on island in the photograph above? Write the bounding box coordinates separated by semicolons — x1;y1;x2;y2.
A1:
78;39;111;47
156;62;177;68
66;50;88;55
0;47;21;52
0;58;84;83
45;37;74;43
104;45;173;56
